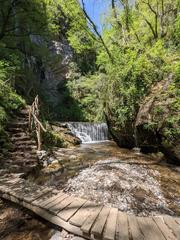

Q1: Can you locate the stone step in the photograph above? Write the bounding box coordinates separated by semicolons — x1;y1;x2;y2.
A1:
11;140;36;146
17;109;29;116
8;127;26;133
10;156;38;162
7;158;36;165
12;132;30;138
4;162;37;170
15;116;29;121
10;136;31;142
11;145;37;151
8;121;29;128
8;165;36;173
11;150;37;157
15;161;37;166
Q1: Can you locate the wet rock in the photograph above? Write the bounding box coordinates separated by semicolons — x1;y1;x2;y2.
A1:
42;161;63;174
132;187;147;202
105;112;135;149
69;155;77;160
50;231;62;240
37;150;47;160
50;124;81;147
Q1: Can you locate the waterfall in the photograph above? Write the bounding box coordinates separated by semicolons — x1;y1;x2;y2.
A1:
67;122;109;143
133;127;141;154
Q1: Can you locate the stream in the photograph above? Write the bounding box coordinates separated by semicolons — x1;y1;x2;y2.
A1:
1;123;180;239
28;141;180;218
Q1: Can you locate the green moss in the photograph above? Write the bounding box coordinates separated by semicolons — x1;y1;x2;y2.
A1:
42;130;67;149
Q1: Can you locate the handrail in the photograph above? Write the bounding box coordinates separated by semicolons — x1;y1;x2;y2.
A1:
28;95;46;151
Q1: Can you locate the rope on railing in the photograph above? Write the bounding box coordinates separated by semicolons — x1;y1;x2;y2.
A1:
28;95;46;151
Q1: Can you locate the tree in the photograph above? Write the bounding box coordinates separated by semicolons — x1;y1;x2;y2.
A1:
81;0;113;62
136;0;177;40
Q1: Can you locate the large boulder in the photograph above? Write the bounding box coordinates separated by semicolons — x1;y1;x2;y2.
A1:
135;75;180;164
105;112;135;149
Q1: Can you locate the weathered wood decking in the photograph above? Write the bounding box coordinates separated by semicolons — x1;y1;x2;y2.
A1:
0;176;179;240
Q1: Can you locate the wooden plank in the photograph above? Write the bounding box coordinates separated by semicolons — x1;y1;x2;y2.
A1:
7;183;45;202
24;187;52;203
57;198;86;221
2;190;84;238
39;191;64;208
22;201;84;237
45;193;68;209
103;208;118;240
2;193;20;204
69;201;97;227
91;206;110;238
31;188;54;205
4;187;28;200
33;190;60;207
49;196;75;214
153;217;177;240
128;215;144;240
116;212;129;240
81;205;103;234
0;180;25;196
138;217;165;240
163;216;180;239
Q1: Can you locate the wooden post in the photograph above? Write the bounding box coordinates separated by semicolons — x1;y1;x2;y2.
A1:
37;123;41;151
28;95;45;151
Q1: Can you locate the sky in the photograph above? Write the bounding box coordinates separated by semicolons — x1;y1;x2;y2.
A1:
82;0;135;32
82;0;110;32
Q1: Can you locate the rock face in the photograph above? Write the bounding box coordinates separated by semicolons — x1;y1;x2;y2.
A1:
22;35;73;120
106;116;135;149
50;122;82;146
39;39;73;112
107;75;180;164
135;76;180;164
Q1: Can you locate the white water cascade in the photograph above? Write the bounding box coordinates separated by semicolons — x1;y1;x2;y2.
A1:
67;122;109;143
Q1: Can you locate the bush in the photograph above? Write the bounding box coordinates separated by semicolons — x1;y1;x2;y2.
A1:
0;61;25;154
42;130;67;149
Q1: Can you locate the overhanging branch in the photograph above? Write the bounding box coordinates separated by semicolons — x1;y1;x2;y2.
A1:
80;0;114;62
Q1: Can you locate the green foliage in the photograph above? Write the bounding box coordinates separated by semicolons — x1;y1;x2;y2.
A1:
0;0;63;101
0;0;179;153
42;130;66;149
66;0;179;130
0;61;25;112
67;72;107;121
58;0;96;53
0;60;25;154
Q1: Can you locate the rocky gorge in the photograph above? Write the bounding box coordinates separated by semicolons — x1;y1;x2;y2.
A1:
107;75;180;164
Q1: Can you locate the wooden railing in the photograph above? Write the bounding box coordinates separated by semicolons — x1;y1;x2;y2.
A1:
28;95;46;151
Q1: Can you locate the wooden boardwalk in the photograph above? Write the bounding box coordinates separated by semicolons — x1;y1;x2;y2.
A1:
0;175;179;240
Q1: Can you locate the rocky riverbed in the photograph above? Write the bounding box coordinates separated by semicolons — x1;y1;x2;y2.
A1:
27;141;180;217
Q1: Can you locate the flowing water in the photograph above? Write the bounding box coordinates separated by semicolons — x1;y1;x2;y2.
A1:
67;122;109;143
